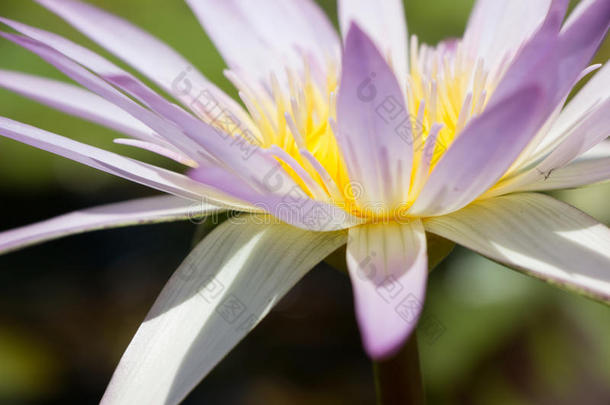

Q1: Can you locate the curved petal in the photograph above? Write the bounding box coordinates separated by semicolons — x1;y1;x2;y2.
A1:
424;193;610;303
0;20;360;231
346;220;428;360
0;17;250;156
0;29;314;204
501;141;610;193
338;0;408;88
462;0;553;69
410;0;609;216
336;24;412;211
533;62;610;161
33;0;248;123
113;139;198;167
189;166;363;232
483;0;568;111
0;116;256;211
0;15;258;145
185;0;340;85
0;195;219;255
504;0;609;172
0;31;204;161
557;0;609;84
101;215;347;405
486;99;610;197
408;85;545;216
0;69;156;142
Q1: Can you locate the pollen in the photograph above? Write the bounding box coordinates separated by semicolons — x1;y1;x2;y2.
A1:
224;36;505;220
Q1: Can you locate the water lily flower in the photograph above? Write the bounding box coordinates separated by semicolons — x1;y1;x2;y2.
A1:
1;0;609;403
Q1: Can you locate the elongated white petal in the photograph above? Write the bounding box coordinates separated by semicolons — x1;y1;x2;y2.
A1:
533;63;610;160
516;1;610;169
1;31;350;230
336;24;413;210
411;0;609;216
0;31;206;161
424;193;610;303
3;27;322;199
0;69;157;142
409;86;544;216
188;165;363;232
0;17;244;162
2;27;358;230
0;116;257;211
338;0;408;89
186;0;340;86
463;0;553;69
506;141;610;192
346;220;427;359
486;99;610;197
113;139;198;167
0;196;218;255
33;0;248;123
0;59;192;169
102;215;347;405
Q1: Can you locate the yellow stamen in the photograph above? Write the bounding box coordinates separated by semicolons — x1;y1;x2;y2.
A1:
225;36;502;221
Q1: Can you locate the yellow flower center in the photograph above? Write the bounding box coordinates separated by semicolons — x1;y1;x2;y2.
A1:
223;36;504;220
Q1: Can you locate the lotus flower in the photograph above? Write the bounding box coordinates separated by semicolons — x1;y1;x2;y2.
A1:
0;0;609;403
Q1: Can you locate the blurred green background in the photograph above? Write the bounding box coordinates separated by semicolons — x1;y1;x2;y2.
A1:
0;1;609;404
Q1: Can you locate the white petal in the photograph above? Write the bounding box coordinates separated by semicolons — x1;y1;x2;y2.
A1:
409;86;545;216
486;99;610;197
0;196;217;255
186;0;340;85
424;193;610;303
532;63;610;161
0;116;257;211
336;25;413;210
0;69;156;142
0;30;205;160
101;215;347;405
0;30;299;200
33;0;248;122
505;141;610;193
346;220;427;359
463;0;553;70
338;0;408;89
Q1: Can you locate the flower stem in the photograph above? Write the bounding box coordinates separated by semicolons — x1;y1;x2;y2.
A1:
373;333;425;405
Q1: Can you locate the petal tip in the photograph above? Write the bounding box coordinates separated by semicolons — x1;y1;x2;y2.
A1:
361;325;417;361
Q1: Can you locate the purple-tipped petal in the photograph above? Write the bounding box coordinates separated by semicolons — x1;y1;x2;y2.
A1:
33;0;249;123
1;13;362;230
113;139;198;167
491;0;607;117
0;31;206;160
0;116;254;211
185;0;340;86
487;98;610;197
532;62;610;162
409;85;545;216
502;141;610;193
0;18;241;159
424;193;610;303
410;0;607;216
0;27;320;209
463;0;554;69
0;69;158;142
189;166;363;231
346;220;428;359
338;0;408;88
559;0;610;75
336;24;413;211
0;195;218;255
